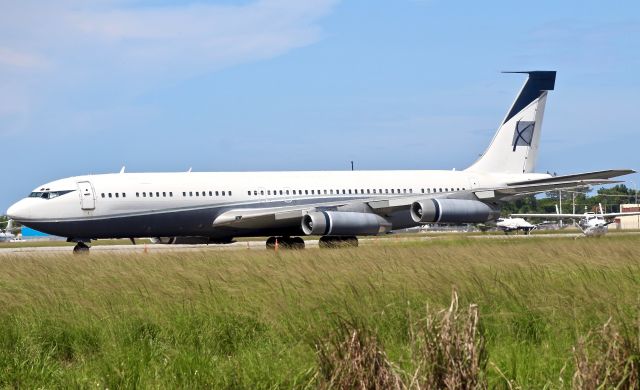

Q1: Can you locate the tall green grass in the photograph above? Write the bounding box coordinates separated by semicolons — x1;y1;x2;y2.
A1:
0;235;639;388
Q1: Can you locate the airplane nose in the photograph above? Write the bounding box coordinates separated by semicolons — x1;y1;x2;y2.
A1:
6;199;31;221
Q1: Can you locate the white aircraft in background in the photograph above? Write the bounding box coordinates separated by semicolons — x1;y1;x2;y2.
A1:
512;204;640;237
5;71;637;253
495;217;537;234
0;219;16;242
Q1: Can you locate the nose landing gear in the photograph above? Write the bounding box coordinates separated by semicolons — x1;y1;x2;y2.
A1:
68;238;91;254
72;242;90;254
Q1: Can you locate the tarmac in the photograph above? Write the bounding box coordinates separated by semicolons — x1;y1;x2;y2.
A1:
1;231;638;256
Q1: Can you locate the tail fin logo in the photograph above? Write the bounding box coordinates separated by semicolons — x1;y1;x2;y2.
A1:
512;121;535;151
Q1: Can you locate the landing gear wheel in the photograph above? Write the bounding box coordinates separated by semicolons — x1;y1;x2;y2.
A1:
290;237;305;250
318;236;358;248
73;242;90;255
265;236;305;250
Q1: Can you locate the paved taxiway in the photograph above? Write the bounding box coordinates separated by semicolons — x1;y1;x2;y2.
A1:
1;232;639;255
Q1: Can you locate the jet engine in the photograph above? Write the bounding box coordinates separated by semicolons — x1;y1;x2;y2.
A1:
410;199;499;224
301;211;391;236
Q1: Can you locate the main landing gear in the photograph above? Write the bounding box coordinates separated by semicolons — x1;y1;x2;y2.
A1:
72;242;90;254
265;236;359;250
318;236;358;248
266;236;305;250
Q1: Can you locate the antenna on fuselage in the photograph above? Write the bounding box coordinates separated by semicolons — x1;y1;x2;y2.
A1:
120;166;126;174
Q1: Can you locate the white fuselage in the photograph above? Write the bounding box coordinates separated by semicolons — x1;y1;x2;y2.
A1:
496;217;536;232
578;215;609;237
6;170;548;240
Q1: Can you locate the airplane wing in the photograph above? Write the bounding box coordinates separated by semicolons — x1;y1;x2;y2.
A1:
510;213;587;219
211;170;635;230
601;212;640;218
474;179;621;201
511;211;640;219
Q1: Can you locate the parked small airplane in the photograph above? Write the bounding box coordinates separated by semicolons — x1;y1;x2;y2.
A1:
5;71;637;252
0;219;16;242
495;217;537;234
512;205;640;237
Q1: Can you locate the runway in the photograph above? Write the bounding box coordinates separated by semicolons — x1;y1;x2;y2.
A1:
2;231;639;255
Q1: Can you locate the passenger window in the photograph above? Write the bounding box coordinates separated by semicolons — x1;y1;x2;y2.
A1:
248;191;251;196
182;192;186;196
150;192;153;198
101;193;105;198
163;192;166;197
305;190;308;195
108;193;112;198
189;192;193;196
215;191;219;196
267;190;271;195
123;193;126;198
195;192;199;197
222;191;226;196
170;192;173;197
293;190;296;195
115;193;119;198
421;189;424;194
156;192;160;197
279;190;283;195
136;192;139;197
261;190;264;195
229;191;232;196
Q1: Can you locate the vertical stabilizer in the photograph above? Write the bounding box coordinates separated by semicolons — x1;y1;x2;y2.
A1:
466;71;556;174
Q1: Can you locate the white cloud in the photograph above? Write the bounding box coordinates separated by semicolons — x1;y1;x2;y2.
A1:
0;0;338;133
0;47;50;69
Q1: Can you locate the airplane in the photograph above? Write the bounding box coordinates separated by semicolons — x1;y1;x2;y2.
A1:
512;204;640;237
5;71;637;253
495;217;537;235
0;219;16;242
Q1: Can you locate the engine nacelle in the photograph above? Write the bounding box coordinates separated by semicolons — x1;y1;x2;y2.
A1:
410;199;499;224
301;211;391;236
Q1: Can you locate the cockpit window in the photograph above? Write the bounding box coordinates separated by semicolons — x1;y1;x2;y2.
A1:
28;190;75;199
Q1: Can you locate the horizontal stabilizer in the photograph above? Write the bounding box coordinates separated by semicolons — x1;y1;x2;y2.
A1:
507;169;636;186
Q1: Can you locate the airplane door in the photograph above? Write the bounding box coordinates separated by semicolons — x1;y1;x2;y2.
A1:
77;181;96;210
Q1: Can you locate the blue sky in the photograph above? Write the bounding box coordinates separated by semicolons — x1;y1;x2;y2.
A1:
2;0;639;209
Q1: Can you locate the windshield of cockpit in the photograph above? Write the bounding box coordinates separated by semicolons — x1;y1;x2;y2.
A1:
28;190;75;199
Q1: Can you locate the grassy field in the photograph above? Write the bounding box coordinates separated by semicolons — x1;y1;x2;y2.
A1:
0;235;639;388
